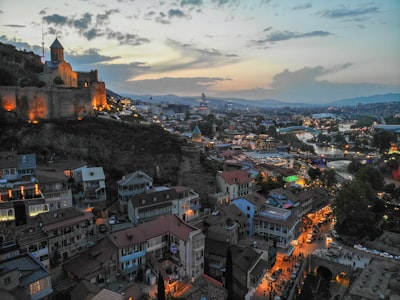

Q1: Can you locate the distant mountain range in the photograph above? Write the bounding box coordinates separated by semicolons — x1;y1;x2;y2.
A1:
107;90;400;109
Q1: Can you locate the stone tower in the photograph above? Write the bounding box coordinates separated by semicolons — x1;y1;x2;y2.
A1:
50;38;64;63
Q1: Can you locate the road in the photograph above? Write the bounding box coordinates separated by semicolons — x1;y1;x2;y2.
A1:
250;213;371;300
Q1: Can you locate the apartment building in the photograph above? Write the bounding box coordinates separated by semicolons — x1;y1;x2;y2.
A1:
110;214;204;283
216;169;254;200
117;170;153;213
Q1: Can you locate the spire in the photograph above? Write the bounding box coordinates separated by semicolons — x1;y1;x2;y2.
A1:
50;38;64;63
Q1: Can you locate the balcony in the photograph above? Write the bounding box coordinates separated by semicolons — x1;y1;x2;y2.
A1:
120;250;146;263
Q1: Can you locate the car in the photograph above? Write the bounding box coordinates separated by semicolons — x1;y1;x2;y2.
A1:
99;224;107;233
290;271;298;280
329;241;343;250
369;249;381;255
354;244;366;251
109;215;117;225
380;252;394;259
270;268;282;282
326;235;333;242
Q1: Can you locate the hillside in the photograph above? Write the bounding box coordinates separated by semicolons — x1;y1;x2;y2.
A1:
0;117;205;203
0;42;44;87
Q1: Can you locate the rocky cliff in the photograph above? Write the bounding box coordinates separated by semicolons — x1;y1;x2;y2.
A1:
0;117;218;206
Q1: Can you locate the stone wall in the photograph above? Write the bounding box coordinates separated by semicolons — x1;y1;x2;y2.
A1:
0;83;106;120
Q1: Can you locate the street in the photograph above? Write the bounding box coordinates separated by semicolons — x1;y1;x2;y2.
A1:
250;210;370;300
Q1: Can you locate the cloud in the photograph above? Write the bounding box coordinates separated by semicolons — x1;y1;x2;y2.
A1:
149;39;238;72
168;9;186;18
181;0;203;6
292;3;312;10
216;65;399;103
67;48;120;64
41;11;150;45
72;13;92;30
3;24;26;28
266;30;332;42
96;9;119;26
319;6;378;19
106;30;150;45
249;30;332;47
124;77;226;95
42;14;68;26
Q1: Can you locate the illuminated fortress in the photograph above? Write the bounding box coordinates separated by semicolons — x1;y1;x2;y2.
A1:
0;38;107;121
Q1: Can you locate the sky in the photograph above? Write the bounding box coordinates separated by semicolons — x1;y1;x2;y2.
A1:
1;0;400;103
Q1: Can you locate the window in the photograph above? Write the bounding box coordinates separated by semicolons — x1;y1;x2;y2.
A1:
4;277;11;285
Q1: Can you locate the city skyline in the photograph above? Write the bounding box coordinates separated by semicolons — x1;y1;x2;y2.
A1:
1;0;399;103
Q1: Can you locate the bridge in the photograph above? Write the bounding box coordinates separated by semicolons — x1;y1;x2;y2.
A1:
294;153;378;164
277;126;321;135
287;254;354;300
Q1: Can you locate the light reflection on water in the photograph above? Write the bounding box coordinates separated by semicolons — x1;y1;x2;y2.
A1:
297;132;352;179
296;132;345;155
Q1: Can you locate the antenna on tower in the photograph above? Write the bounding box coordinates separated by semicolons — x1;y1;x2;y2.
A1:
41;26;45;64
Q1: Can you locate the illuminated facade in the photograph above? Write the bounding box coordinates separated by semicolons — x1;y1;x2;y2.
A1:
0;39;107;121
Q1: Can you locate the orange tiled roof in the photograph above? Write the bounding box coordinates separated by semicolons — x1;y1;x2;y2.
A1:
217;169;252;185
109;214;199;248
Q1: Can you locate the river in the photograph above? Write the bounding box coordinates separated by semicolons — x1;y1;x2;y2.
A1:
296;132;353;180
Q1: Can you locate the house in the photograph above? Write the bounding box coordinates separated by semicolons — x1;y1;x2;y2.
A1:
75;167;107;208
0;150;18;181
203;204;248;245
127;188;177;225
0;180;47;228
170;185;201;221
17;153;36;179
0;253;53;300
35;164;73;210
231;192;266;236
230;245;269;300
36;207;96;267
216;169;254;200
117;170;153;213
253;205;300;256
108;214;205;285
204;239;229;282
64;237;119;287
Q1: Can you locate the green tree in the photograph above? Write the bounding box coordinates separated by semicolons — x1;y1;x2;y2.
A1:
356;165;384;191
372;131;396;153
347;161;362;174
267;126;278;138
333;180;377;238
308;167;321;180
53;76;64;85
321;168;337;188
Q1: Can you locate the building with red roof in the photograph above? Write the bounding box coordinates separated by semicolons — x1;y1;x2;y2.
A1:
216;169;254;200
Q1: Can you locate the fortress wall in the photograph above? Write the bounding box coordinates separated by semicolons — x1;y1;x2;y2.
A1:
0;85;97;120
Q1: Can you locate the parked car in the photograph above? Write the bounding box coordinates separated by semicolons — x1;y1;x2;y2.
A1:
329;241;343;250
99;224;107;233
270;268;282;282
109;215;117;225
380;252;394;259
